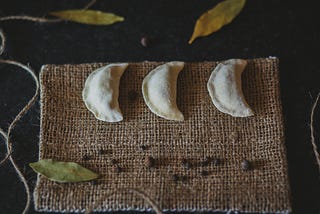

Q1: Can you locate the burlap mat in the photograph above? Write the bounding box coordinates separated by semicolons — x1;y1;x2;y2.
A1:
34;58;291;213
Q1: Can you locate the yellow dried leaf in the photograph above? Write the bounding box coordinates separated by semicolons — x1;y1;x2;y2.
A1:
49;9;124;26
29;159;99;183
189;0;246;44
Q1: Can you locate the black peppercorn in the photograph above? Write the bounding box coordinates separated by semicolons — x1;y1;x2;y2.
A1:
180;175;188;182
213;158;221;166
139;145;147;151
128;90;138;102
201;170;209;176
181;158;192;169
241;159;251;171
112;165;122;173
140;36;150;47
110;159;117;165
145;156;156;168
98;149;108;155
201;157;211;167
82;154;91;161
172;174;179;183
90;180;98;185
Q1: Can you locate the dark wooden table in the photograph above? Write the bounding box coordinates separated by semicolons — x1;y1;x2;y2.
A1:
0;0;319;213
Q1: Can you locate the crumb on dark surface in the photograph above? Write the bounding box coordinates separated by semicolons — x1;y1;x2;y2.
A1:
140;36;150;47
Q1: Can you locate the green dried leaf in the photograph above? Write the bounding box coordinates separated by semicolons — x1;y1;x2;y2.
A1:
49;9;124;25
29;159;99;183
189;0;246;44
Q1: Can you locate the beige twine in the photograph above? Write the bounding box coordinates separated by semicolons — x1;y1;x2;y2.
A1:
0;16;61;23
83;0;97;9
0;1;98;213
0;29;39;214
0;130;32;214
0;0;97;23
0;29;5;55
0;59;40;165
310;93;320;173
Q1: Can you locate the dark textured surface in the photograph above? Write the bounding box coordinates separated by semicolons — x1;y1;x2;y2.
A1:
0;0;319;214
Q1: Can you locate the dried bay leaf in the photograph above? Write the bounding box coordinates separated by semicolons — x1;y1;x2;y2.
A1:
29;159;99;183
189;0;246;44
49;9;124;25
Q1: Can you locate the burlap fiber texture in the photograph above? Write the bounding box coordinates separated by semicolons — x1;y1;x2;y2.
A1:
35;58;291;213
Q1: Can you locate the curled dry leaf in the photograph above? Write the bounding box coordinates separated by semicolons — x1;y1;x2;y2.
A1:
189;0;246;44
49;9;124;25
29;159;99;183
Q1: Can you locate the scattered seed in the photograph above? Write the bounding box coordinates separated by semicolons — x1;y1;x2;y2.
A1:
90;180;98;185
98;149;108;155
128;90;138;102
110;159;117;165
172;174;188;183
181;158;192;169
172;174;179;183
201;157;211;167
112;165;122;173
241;159;251;171
213;158;221;166
139;145;148;151
201;170;209;176
145;156;156;168
82;154;91;161
180;175;188;182
140;36;150;47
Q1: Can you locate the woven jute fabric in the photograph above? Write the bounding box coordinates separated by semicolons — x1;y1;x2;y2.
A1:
34;58;291;213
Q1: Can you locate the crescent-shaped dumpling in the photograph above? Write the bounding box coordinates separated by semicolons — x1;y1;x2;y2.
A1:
142;61;184;121
82;63;128;122
207;59;254;117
